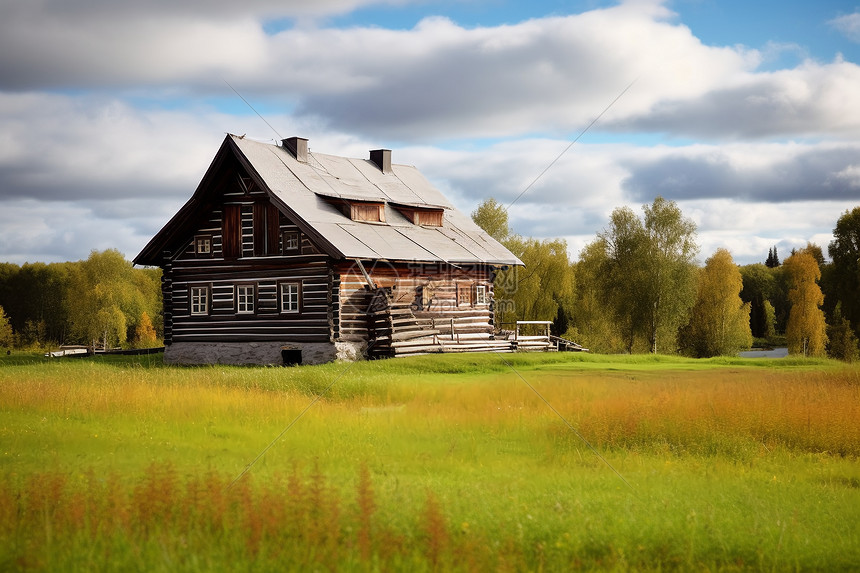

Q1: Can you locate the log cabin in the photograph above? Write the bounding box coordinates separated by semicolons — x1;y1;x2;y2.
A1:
134;134;522;365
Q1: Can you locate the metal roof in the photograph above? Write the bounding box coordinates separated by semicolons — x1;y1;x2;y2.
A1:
135;135;522;267
231;135;522;266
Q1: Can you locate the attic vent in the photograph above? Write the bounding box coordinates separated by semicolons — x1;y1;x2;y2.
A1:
369;149;391;174
283;137;308;163
392;204;444;227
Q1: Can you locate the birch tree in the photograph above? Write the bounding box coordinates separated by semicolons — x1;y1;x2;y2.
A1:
680;249;752;357
597;206;649;353
641;196;699;353
66;249;145;349
784;251;828;357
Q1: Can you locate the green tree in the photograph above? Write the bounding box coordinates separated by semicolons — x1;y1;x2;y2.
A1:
800;242;826;267
596;206;649;353
0;262;71;345
471;199;575;332
784;251;828;357
641;197;699;353
679;249;752;357
739;263;777;339
492;236;574;329
765;246;781;268
828;207;860;338
66;249;148;350
0;305;13;348
470;198;511;243
579;197;698;354
571;239;633;353
826;303;859;362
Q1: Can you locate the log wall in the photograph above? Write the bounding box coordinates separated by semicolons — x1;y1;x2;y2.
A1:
334;261;498;355
163;193;331;345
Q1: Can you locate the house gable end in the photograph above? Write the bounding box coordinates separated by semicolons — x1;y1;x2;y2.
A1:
134;136;339;267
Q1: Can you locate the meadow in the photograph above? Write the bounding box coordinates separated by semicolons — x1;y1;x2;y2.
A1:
1;351;858;571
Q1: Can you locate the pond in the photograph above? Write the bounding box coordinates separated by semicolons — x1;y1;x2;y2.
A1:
738;347;789;358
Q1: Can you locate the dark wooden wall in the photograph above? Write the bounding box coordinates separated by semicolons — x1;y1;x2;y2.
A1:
160;161;498;350
163;186;332;345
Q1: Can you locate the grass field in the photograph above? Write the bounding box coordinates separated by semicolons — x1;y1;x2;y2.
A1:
1;351;859;571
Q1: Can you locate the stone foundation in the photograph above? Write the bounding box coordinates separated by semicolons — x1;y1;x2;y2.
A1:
164;340;366;366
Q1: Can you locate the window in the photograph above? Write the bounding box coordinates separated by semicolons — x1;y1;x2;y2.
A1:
475;285;487;305
236;285;255;314
190;286;209;315
194;235;212;256
457;283;471;306
280;282;300;313
283;232;300;253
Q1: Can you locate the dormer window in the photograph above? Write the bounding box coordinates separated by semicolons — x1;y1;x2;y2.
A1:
391;203;444;227
321;195;386;223
350;201;385;222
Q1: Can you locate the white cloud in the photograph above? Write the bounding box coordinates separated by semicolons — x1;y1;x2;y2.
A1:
280;6;759;140
0;93;855;266
830;12;860;43
3;1;858;144
0;0;858;266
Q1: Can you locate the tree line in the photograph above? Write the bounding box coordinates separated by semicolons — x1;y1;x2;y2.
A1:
0;249;162;351
473;198;860;360
1;202;857;360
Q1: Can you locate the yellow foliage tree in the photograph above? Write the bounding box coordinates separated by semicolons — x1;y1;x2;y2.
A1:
0;305;13;348
784;252;828;357
134;311;158;347
680;249;752;357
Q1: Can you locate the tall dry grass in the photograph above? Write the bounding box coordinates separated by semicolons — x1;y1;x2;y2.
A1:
0;463;516;571
1;355;858;570
539;369;860;456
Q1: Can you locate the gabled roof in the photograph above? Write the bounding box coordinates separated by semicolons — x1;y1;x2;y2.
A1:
134;134;522;267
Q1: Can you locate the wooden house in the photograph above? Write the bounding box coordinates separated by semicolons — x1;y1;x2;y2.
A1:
134;134;522;365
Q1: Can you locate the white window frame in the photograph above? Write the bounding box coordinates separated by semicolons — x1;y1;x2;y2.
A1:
194;235;212;256
280;282;300;313
475;285;487;305
236;284;255;314
283;231;300;253
190;286;209;315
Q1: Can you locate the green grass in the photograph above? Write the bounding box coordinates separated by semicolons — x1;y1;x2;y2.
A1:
1;351;858;571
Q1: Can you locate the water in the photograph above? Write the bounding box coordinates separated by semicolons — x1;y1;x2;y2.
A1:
738;347;789;358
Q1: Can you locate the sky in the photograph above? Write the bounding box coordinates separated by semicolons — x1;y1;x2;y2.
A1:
1;0;860;266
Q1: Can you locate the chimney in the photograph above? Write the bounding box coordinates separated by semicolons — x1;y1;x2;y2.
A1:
282;137;308;163
369;149;392;174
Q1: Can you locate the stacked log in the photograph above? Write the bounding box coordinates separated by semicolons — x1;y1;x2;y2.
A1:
367;289;514;357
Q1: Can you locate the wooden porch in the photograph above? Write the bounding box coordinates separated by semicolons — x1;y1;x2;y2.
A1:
365;290;588;358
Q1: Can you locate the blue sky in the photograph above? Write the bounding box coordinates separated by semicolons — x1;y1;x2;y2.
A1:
1;0;859;265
